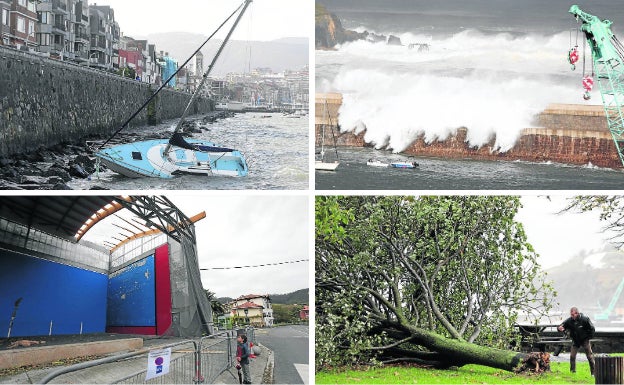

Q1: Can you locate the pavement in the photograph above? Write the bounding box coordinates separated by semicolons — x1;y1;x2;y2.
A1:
214;343;274;384
0;337;274;384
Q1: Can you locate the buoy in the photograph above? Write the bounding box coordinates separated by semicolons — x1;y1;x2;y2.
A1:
569;47;579;70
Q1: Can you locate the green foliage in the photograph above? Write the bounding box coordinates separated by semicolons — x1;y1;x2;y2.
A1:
273;303;306;324
315;196;556;370
205;289;226;316
147;93;158;126
271;289;309;305
316;361;593;384
117;66;136;79
315;196;354;243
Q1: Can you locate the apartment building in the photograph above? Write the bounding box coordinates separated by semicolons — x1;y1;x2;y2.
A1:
88;4;118;70
35;0;89;62
1;0;36;48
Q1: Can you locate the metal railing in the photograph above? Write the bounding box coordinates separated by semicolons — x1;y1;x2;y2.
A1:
38;328;256;384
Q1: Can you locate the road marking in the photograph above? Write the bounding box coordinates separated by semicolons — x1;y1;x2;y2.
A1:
294;364;309;384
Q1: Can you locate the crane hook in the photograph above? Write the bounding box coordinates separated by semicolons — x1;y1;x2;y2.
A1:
569;47;580;70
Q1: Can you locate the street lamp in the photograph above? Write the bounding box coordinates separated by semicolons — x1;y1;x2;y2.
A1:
243;308;249;325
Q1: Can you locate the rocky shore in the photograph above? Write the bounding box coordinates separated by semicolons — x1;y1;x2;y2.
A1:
0;110;234;190
315;3;428;50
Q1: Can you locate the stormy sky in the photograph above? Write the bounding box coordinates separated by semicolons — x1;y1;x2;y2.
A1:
89;0;310;41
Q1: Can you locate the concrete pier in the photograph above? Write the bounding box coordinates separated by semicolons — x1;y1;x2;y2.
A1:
315;93;621;168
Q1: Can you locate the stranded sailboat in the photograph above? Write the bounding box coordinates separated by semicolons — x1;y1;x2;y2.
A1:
95;0;251;179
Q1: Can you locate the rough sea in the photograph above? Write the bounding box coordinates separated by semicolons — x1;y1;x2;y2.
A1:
316;0;624;190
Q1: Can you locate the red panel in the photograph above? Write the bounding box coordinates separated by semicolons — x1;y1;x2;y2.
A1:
155;244;173;335
106;326;156;334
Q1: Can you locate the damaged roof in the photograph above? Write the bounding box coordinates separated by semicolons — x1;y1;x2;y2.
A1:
0;196;121;241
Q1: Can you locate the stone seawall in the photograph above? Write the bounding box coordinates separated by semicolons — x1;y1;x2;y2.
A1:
315;93;622;168
0;46;213;157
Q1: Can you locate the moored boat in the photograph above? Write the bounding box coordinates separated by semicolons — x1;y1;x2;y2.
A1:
390;161;419;169
367;159;389;167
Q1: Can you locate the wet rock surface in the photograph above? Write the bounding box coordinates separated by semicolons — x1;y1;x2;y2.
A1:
0;111;234;190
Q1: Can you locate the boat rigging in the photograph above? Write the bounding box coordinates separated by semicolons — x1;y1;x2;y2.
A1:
95;0;252;179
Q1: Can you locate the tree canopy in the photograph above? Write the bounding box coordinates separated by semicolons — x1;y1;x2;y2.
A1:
316;196;555;371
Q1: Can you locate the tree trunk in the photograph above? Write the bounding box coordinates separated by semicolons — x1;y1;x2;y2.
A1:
400;325;527;371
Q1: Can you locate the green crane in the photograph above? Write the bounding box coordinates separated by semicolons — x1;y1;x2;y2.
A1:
595;277;624;321
570;5;624;166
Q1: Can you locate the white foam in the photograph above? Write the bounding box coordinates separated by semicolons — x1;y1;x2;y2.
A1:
320;30;602;152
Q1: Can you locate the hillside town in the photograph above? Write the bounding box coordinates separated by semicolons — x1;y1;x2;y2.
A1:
214;293;309;330
0;0;309;111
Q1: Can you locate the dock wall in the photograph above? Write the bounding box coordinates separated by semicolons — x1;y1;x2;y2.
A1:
0;46;214;158
315;93;621;168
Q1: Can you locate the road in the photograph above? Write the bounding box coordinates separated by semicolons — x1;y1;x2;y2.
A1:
255;324;309;384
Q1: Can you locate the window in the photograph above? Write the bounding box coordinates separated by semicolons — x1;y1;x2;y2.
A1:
28;21;34;37
38;12;51;24
17;17;25;33
2;9;8;26
18;0;26;7
37;33;51;46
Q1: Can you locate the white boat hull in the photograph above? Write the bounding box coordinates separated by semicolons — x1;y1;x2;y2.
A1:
96;139;248;178
315;161;340;171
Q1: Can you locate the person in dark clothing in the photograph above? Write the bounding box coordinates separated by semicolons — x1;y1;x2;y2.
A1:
558;306;596;374
236;334;251;384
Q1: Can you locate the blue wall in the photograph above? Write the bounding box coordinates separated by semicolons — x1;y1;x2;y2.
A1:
0;250;108;337
107;255;156;327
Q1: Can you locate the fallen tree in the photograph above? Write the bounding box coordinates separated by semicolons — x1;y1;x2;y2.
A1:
315;196;556;372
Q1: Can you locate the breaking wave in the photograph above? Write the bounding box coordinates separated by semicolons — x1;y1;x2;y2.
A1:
318;30;601;152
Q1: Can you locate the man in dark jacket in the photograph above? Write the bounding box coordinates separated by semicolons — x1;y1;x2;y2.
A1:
558;306;596;374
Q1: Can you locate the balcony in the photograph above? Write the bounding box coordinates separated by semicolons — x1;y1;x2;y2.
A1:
52;22;66;32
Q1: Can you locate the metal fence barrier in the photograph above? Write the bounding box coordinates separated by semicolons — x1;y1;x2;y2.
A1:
38;328;256;384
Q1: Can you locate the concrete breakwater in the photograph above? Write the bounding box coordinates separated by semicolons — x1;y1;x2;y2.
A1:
0;46;213;158
315;93;621;168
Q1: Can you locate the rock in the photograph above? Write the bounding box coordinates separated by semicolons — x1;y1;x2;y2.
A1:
387;35;403;46
0;180;24;190
44;166;72;182
408;43;430;52
69;163;89;178
20;175;48;185
315;4;368;49
51;181;73;190
71;155;97;174
367;33;386;43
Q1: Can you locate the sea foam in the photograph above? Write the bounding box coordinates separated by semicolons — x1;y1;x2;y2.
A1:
319;30;601;152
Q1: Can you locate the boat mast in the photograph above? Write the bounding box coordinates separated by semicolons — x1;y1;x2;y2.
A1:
164;0;253;156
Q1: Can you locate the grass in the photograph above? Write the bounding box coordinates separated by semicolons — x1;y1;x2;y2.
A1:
316;361;595;384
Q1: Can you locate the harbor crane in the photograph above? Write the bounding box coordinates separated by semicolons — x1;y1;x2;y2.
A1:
569;5;624;166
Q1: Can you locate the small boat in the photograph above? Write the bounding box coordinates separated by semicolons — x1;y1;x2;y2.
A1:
95;0;252;179
366;159;389;168
97;134;248;178
390;161;419;169
315;160;340;171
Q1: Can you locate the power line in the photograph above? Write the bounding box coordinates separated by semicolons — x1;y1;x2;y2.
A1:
200;259;309;270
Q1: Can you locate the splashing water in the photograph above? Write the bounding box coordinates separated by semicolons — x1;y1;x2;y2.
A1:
317;29;601;152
